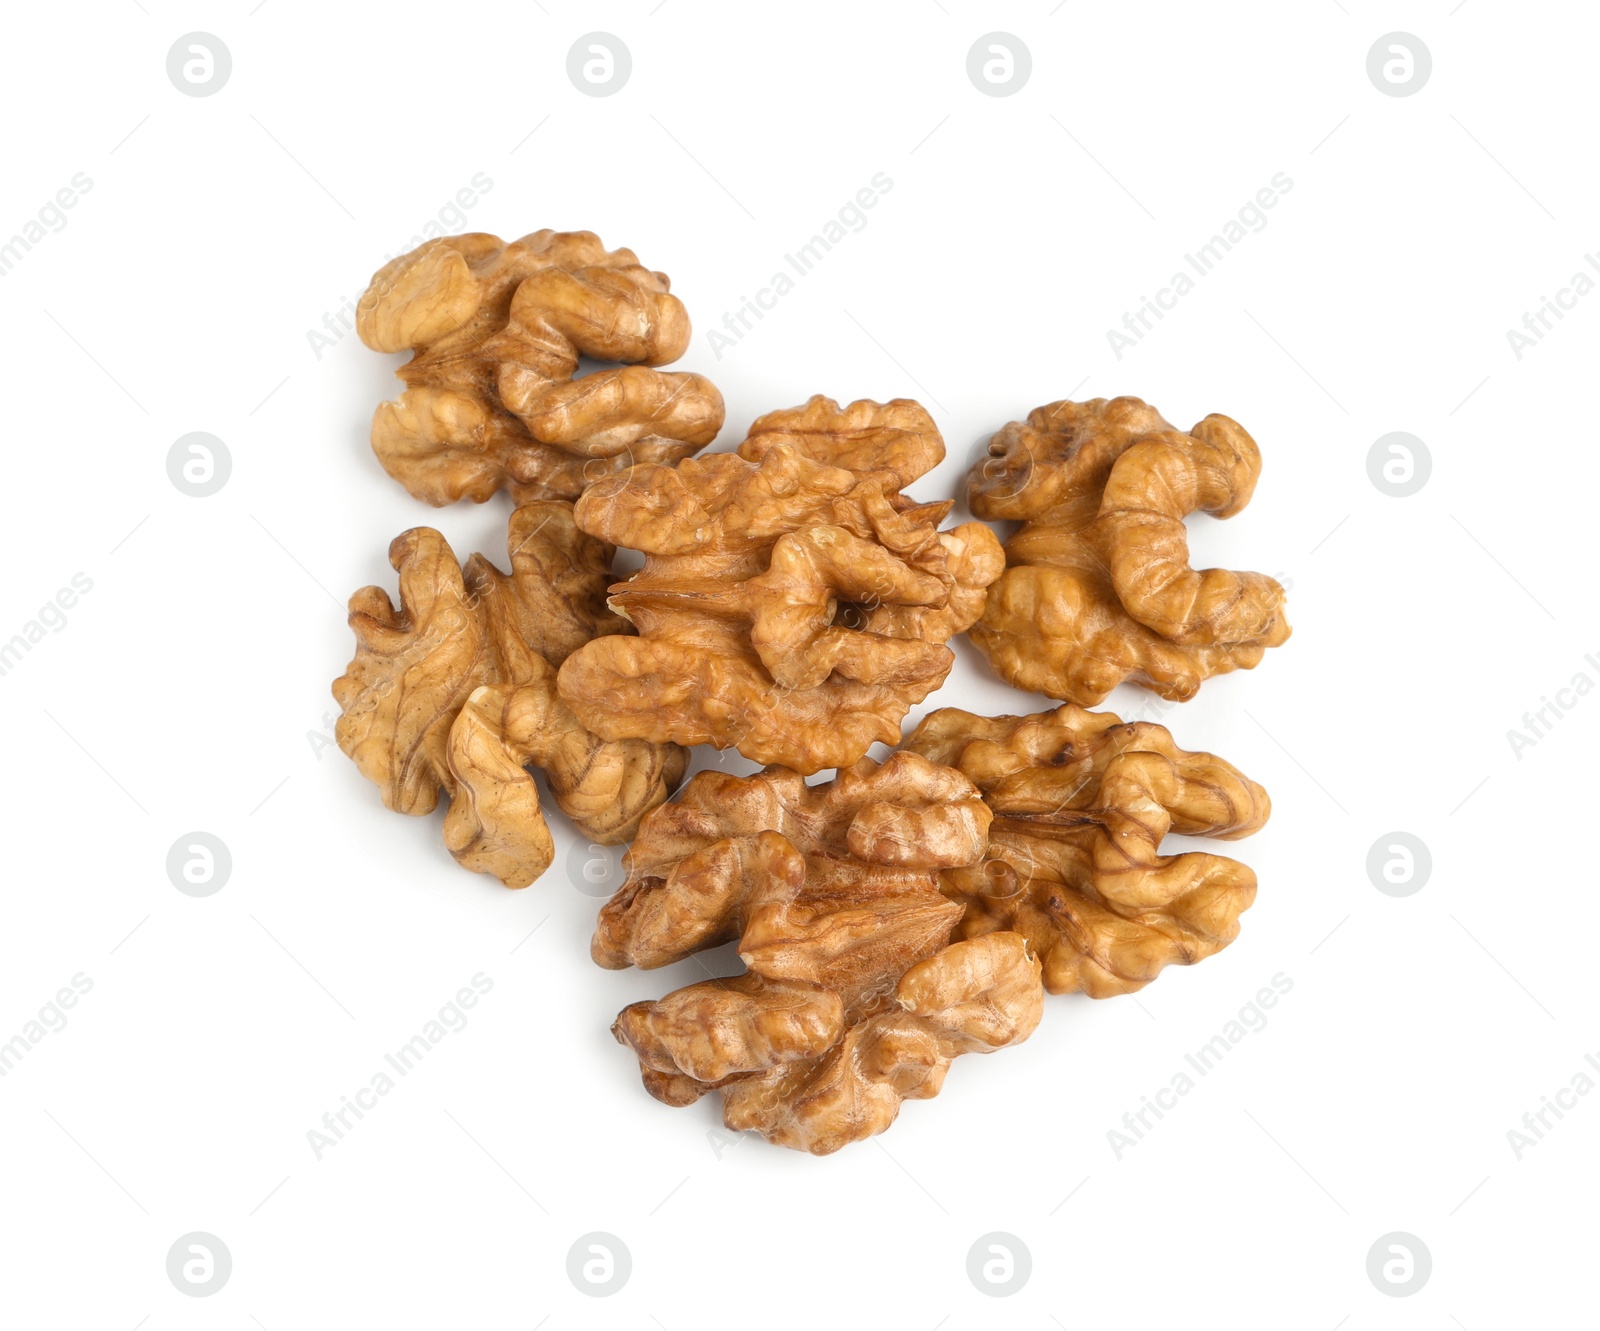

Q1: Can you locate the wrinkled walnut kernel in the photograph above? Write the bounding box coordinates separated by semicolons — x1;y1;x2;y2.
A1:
968;396;1290;703
357;230;724;505
333;502;686;887
905;703;1270;998
597;752;1043;1153
558;395;1004;774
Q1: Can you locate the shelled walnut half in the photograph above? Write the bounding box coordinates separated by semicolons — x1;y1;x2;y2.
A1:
558;395;1005;774
332;501;687;888
968;396;1290;704
596;753;1044;1154
905;704;1270;998
357;230;725;505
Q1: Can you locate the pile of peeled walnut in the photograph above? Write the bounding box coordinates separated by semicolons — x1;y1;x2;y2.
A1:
335;229;1290;1153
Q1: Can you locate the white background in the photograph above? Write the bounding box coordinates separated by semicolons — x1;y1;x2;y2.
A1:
2;1;1595;1326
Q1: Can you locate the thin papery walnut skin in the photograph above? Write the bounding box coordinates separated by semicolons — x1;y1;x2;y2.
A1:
904;704;1269;998
967;396;1290;704
356;230;724;506
557;395;1005;774
597;752;1043;1153
332;501;686;888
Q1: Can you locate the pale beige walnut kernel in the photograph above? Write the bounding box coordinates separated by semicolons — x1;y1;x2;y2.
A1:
557;396;1005;774
597;753;1043;1153
905;704;1270;998
332;502;686;887
357;230;724;505
968;396;1290;703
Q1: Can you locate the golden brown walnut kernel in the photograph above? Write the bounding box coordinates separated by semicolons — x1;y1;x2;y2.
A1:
967;396;1290;704
904;704;1269;998
596;752;1043;1153
556;396;1005;774
357;230;724;506
332;502;686;887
